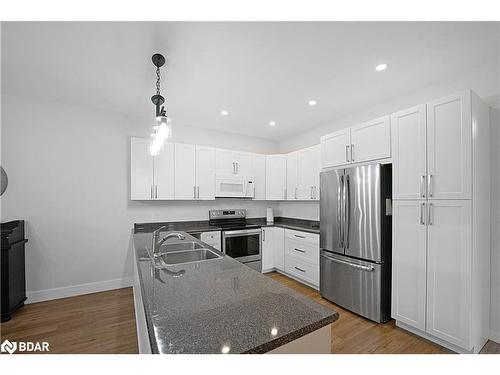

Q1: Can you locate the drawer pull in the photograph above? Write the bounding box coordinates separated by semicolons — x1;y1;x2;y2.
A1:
294;248;305;253
294;266;306;273
294;234;306;239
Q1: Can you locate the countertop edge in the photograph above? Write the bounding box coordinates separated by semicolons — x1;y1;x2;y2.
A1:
243;313;339;354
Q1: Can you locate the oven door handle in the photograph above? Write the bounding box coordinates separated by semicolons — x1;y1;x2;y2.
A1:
223;229;262;236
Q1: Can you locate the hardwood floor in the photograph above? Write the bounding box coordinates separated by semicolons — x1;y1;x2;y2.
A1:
0;288;138;354
1;274;498;354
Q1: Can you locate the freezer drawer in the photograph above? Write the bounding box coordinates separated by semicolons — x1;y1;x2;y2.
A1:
320;251;388;322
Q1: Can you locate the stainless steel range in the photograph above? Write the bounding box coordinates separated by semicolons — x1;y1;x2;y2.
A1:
209;209;262;272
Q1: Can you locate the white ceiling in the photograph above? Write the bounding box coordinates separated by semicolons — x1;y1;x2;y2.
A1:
2;22;499;141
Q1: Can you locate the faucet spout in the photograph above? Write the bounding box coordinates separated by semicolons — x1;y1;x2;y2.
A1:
151;229;185;257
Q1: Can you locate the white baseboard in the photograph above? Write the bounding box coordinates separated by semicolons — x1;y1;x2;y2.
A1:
27;277;134;304
490;330;500;344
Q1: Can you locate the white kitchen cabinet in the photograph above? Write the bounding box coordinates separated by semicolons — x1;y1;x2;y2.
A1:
283;229;320;288
350;116;391;163
131;137;154;200
321;129;351;168
391;200;427;331
286;152;298;200
273;227;285;271
195;146;216;200
153;143;175;199
426;200;471;349
215;149;235;175
266;155;287;200
391;105;427;200
251;154;266;200
261;227;275;272
297;145;320;200
427;92;471;200
174;143;196;199
216;149;253;176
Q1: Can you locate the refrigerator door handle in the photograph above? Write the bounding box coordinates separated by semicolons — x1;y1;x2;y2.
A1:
321;253;374;272
344;174;351;249
338;175;344;248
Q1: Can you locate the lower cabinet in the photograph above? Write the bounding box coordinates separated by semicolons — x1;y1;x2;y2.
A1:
284;229;319;288
392;199;477;352
261;227;285;273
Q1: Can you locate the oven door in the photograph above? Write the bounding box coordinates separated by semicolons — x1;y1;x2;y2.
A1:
222;229;261;263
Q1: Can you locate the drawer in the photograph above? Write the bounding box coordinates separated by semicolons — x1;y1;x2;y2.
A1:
285;229;319;246
285;238;319;265
285;254;319;286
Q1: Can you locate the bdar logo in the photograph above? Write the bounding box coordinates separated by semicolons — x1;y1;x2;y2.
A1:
1;340;17;354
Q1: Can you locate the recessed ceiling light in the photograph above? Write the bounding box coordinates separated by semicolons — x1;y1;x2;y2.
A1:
269;121;276;126
220;110;228;116
308;100;317;106
375;63;388;72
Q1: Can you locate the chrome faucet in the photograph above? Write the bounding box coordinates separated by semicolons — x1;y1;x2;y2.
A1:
151;227;185;256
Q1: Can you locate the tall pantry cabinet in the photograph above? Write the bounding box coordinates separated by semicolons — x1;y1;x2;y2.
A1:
390;90;490;353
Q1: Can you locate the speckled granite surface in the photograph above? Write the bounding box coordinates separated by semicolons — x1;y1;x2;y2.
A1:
133;231;337;354
134;217;320;234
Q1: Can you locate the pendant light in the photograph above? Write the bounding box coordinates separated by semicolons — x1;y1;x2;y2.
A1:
150;53;172;156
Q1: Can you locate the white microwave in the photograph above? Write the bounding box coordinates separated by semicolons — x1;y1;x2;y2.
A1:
215;175;255;198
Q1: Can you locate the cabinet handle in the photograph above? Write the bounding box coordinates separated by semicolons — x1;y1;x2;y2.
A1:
193;186;196;199
236;162;239;174
310;186;313;199
351;144;354;161
428;174;433;197
295;187;298;199
197;186;200;199
420;176;426;198
428;203;433;225
262;229;265;242
155;185;158;199
284;188;287;199
151;185;154;199
232;162;235;174
294;266;306;273
420;203;425;225
294;234;306;239
345;145;350;162
294;248;305;253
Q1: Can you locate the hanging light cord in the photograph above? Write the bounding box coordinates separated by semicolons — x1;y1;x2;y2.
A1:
156;66;161;96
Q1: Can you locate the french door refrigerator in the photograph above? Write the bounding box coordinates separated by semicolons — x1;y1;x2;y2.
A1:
319;164;392;323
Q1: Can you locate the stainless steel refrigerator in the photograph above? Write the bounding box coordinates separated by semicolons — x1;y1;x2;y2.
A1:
319;164;392;323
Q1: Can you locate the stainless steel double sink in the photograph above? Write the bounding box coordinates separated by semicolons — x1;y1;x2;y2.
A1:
152;232;222;266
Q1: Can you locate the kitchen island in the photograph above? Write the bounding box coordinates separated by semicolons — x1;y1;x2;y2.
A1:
132;230;338;354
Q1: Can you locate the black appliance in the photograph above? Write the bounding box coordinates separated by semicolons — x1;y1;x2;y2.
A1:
1;220;28;322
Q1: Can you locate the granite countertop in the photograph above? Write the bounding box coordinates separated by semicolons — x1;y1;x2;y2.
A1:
135;217;320;234
133;231;338;354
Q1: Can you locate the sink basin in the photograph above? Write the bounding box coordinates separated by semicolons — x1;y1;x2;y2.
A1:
159;248;222;265
159;241;204;253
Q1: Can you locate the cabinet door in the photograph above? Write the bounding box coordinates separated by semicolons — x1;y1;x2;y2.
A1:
234;152;253;175
174;143;196;199
350;115;391;163
265;155;287;200
130;137;153;200
273;227;285;271
297;147;316;200
426;200;472;349
391;105;427;199
196;146;216;200
286;152;298;200
216;149;235;175
320;129;351;168
427;91;472;199
391;200;427;331
252;154;266;200
261;227;275;272
154;142;175;200
311;145;321;200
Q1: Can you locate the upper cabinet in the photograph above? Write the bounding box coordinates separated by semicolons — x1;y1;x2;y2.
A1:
266;155;287;200
174;143;197;200
130;137;174;200
195;146;216;200
216;149;252;176
392;91;472;200
251;154;266;200
286;152;298;200
297;145;320;200
321;116;391;169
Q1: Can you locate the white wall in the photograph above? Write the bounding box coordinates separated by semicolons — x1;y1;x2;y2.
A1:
490;107;500;340
0;94;279;301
